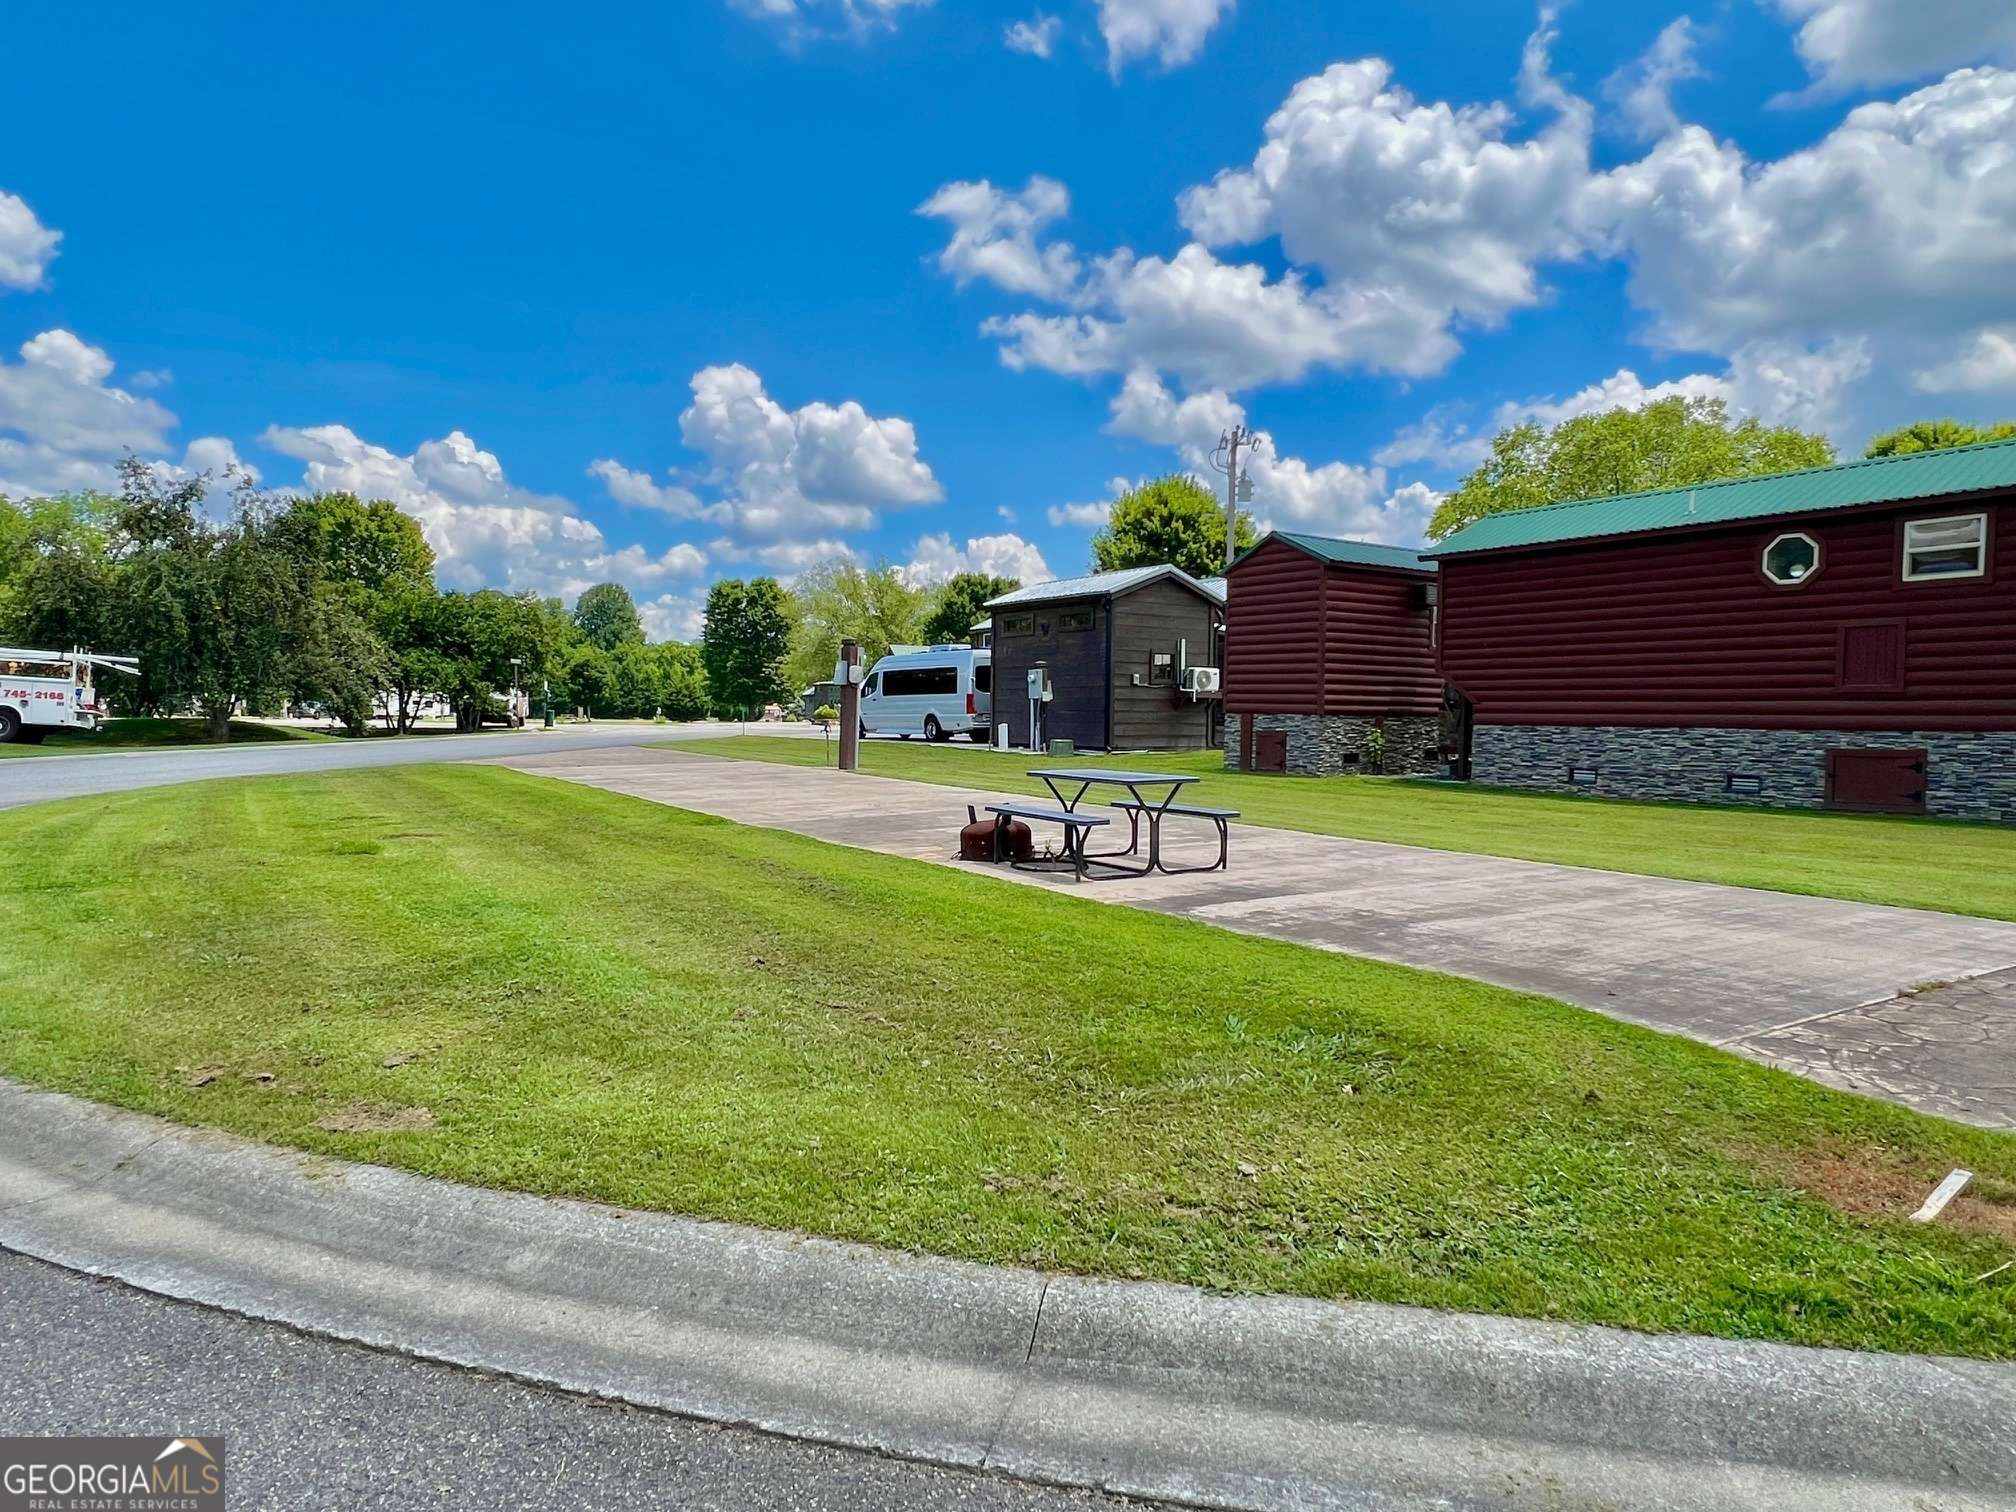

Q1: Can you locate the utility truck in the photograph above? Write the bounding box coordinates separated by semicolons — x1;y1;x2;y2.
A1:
0;646;140;744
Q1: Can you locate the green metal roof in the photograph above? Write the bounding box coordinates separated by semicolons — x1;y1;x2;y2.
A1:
1427;436;2016;557
1244;531;1436;574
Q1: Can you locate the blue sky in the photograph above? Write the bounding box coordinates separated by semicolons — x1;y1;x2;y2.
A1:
4;0;2013;636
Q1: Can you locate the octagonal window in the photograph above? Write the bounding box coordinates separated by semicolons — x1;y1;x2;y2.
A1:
1762;532;1820;586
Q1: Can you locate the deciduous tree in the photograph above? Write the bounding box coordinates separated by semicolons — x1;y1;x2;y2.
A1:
701;578;793;717
1864;418;2016;457
1091;475;1254;579
785;560;926;693
572;581;645;651
1428;397;1834;540
919;571;1019;646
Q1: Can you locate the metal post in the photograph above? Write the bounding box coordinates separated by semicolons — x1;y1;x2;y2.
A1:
1224;428;1243;571
837;637;862;772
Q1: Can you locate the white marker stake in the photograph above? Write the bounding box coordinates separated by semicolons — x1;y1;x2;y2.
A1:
1910;1169;1973;1223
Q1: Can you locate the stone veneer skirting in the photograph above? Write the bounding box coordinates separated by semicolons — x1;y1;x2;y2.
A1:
1471;724;2016;824
1227;713;1442;777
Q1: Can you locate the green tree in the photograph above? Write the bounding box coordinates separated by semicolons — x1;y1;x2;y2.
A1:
701;578;793;717
373;582;449;733
0;493;119;652
653;641;710;721
919;571;1019;646
572;582;645;651
1428;396;1835;539
1091;475;1254;578
270;492;436;735
423;590;549;732
784;559;927;693
290;585;393;735
556;642;617;716
1864;418;2016;458
271;492;434;592
107;465;311;741
607;641;665;717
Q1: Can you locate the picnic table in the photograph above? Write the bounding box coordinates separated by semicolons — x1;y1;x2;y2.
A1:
982;766;1238;881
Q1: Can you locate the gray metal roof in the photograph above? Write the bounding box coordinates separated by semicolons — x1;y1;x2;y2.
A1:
986;564;1225;610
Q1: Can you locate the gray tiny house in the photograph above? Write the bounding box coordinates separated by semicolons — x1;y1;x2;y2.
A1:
987;566;1226;751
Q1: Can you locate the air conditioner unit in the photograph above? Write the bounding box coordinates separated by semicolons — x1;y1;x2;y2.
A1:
1180;666;1221;696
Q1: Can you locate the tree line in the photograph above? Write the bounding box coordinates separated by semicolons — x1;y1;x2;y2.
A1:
0;460;1032;741
0;462;710;739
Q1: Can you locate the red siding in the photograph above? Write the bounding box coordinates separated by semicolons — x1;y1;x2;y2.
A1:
1321;567;1443;717
1226;537;1441;717
1439;496;2015;730
1225;538;1324;715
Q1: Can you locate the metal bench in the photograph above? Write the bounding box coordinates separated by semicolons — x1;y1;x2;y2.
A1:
986;802;1110;882
1108;799;1241;875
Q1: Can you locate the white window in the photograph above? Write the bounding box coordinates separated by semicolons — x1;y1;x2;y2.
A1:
1902;513;1987;582
1761;532;1820;586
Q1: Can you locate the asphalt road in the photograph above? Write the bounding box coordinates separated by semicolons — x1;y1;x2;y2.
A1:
0;1251;1139;1512
0;722;822;810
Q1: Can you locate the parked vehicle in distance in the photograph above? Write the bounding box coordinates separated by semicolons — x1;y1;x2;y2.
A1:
860;645;992;742
0;646;140;744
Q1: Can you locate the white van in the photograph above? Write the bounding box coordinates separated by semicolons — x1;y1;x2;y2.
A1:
860;645;991;741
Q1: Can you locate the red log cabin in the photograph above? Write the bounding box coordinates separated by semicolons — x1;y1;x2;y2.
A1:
1223;532;1442;775
1429;438;2016;822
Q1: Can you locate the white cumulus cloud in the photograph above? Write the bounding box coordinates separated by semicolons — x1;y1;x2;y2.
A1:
1771;0;2016;94
1005;13;1061;57
917;178;1082;301
1102;370;1422;542
901;530;1052;587
1914;327;2016;393
1606;17;1704;141
592;362;942;571
1584;68;2016;362
0;190;60;291
1178;51;1592;357
1098;0;1234;73
0;329;182;498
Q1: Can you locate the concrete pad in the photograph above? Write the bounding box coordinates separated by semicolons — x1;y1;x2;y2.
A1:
495;746;2016;1127
1732;968;2016;1130
5;1079;2013;1511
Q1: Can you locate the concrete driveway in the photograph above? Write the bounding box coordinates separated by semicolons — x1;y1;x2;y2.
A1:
498;745;2016;1128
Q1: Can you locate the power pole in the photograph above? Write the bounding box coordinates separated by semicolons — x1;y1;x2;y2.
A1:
1209;425;1259;570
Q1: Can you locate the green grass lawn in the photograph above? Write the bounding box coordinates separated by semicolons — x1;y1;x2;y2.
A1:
0;717;338;757
692;736;2016;922
1;766;2012;1357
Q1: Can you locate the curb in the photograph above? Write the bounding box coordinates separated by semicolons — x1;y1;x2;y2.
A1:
3;1079;2013;1511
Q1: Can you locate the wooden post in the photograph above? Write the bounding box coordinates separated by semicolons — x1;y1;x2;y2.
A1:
838;637;862;772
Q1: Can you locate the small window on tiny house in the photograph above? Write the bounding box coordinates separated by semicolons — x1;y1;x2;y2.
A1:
1726;774;1763;796
1761;532;1820;585
1058;607;1094;631
1001;614;1034;634
1149;651;1175;686
1567;767;1599;787
1902;514;1987;581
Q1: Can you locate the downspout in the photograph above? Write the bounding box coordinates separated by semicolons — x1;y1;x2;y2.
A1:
1103;598;1115;753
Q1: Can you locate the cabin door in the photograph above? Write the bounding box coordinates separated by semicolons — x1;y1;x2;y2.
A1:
1824;748;1927;815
